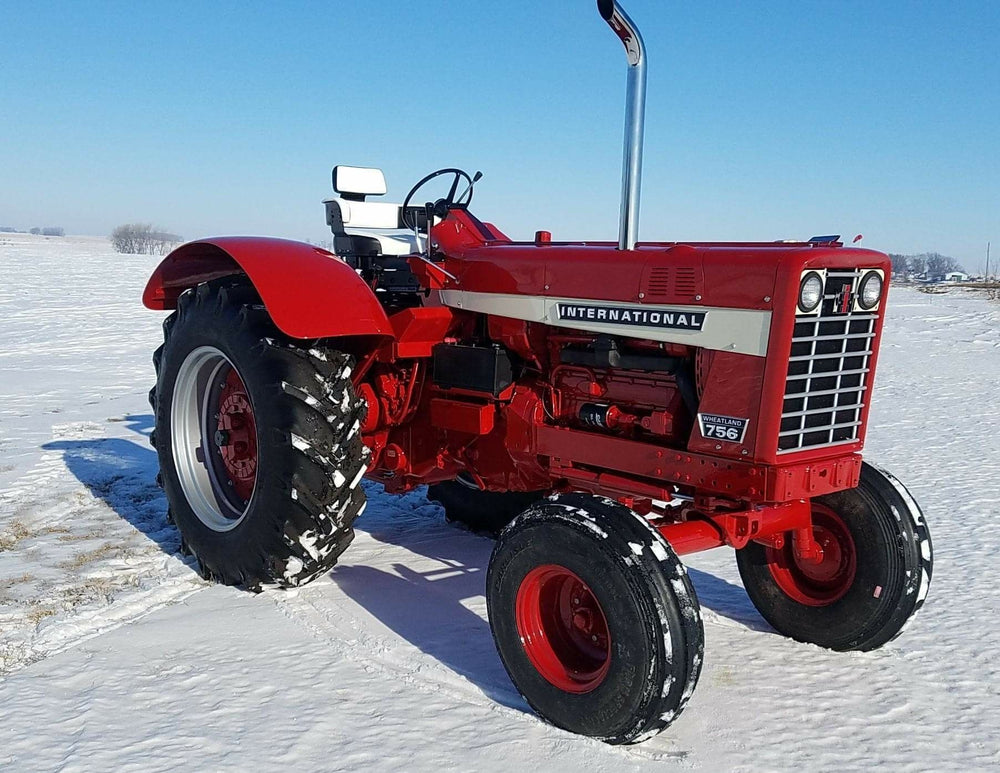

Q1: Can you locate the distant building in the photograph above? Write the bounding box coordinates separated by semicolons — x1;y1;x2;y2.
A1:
944;272;969;282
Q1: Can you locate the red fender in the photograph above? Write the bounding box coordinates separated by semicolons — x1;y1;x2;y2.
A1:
142;237;392;340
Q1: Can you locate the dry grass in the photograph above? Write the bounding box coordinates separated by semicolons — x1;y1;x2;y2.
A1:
25;605;57;625
0;573;36;604
57;531;105;543
0;520;33;551
58;542;121;570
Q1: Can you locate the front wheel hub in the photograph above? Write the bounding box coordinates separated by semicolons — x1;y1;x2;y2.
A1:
766;504;857;607
515;564;612;694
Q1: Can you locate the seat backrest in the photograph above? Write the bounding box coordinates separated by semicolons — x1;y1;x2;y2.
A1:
333;166;387;201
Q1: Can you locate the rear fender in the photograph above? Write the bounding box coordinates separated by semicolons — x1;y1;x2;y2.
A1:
142;237;393;341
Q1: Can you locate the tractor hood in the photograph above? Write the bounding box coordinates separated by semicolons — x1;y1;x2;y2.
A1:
431;210;890;357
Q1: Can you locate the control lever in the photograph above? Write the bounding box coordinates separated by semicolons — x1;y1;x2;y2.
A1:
455;171;484;206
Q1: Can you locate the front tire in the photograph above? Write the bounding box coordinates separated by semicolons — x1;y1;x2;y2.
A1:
151;278;369;589
487;494;704;744
736;462;932;651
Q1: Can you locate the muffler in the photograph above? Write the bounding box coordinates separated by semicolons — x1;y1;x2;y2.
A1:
598;0;647;251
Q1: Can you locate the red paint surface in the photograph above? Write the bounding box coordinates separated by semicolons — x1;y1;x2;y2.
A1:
145;208;894;552
515;564;612;694
143;237;393;340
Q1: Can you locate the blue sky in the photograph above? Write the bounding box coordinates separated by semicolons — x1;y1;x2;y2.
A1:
1;0;997;270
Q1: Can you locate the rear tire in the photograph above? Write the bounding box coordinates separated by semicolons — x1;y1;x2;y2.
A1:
736;462;932;651
487;494;704;744
150;278;369;589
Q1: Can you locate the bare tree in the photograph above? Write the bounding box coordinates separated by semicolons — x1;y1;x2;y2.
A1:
110;223;182;255
885;252;966;280
888;254;909;276
924;252;963;276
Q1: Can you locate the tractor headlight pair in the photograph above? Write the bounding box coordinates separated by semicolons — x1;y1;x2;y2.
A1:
798;269;883;314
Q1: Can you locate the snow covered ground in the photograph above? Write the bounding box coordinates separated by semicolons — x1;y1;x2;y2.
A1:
1;233;998;771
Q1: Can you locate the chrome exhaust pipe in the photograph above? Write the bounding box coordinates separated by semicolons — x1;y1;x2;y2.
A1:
598;0;647;251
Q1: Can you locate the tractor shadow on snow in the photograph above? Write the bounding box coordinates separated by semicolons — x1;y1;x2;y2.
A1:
331;487;772;707
45;415;773;698
332;489;527;709
41;413;181;557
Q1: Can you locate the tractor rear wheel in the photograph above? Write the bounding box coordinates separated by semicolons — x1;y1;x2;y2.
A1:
428;477;545;535
736;462;932;651
487;494;704;744
150;278;369;589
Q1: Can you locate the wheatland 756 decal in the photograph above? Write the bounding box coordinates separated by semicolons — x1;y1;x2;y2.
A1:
697;413;749;443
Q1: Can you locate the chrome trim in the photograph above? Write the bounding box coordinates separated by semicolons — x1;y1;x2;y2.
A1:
783;385;869;400
789;349;873;363
778;268;880;454
599;1;647;251
780;402;865;419
779;419;863;438
785;367;871;381
809;312;878;323
791;331;873;343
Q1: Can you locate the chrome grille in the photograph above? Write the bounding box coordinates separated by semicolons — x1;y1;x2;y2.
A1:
778;269;878;454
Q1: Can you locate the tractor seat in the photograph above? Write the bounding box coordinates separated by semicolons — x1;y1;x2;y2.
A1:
324;198;420;257
324;166;422;258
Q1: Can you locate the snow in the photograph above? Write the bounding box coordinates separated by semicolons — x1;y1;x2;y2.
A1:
2;232;999;770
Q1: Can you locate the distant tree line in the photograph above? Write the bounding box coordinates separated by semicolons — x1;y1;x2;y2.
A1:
110;223;182;255
888;252;965;278
0;226;64;236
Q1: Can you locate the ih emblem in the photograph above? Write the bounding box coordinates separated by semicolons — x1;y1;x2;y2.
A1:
836;283;854;314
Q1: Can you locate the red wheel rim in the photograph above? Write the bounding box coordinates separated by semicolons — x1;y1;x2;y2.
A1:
214;367;258;503
514;564;612;694
766;503;857;607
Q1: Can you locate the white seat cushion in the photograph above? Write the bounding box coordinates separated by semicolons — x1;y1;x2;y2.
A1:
326;197;424;256
326;198;401;229
346;230;420;256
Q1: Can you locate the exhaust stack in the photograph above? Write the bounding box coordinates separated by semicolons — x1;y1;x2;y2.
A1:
598;0;647;251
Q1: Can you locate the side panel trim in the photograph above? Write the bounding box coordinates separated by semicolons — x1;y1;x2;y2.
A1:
439;290;771;357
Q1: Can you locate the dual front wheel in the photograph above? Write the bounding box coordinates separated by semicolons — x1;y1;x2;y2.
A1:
486;469;931;743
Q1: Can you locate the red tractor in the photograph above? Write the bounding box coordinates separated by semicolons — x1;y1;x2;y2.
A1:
144;0;932;745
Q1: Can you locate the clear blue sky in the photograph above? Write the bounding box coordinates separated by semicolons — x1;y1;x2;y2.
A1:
1;0;997;270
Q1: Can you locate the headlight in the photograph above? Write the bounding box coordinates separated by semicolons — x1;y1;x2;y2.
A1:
858;271;883;310
798;272;824;313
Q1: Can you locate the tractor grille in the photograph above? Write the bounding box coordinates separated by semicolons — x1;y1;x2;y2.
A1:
778;269;878;454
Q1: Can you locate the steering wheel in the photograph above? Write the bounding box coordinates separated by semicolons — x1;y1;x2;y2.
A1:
400;167;475;231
